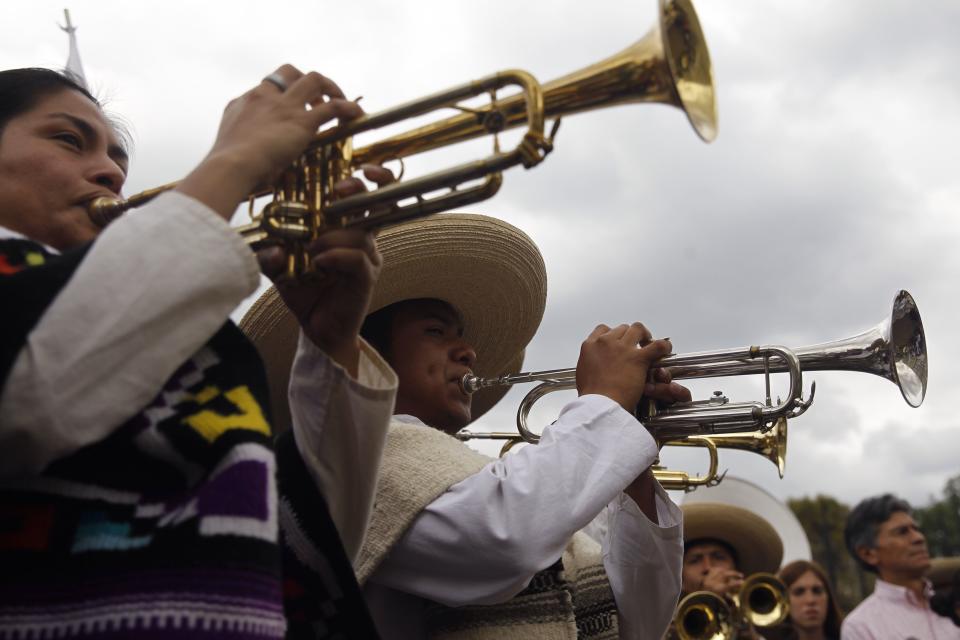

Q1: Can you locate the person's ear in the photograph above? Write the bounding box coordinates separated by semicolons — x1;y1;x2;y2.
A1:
856;544;879;569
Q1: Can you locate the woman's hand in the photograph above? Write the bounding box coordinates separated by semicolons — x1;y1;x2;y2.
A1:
258;165;396;377
177;64;363;219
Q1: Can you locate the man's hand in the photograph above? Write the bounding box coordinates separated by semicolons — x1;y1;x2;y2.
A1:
699;566;744;597
575;322;690;412
578;322;693;517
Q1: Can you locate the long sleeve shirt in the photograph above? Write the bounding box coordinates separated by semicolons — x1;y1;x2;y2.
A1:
0;192;260;476
0;193;393;639
288;329;398;561
841;578;960;640
363;395;684;639
0;194;397;533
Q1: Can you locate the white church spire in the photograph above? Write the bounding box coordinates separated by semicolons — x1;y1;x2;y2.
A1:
59;9;89;90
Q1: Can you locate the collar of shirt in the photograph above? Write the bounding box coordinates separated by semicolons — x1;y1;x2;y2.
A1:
0;224;59;254
873;576;935;607
392;414;427;427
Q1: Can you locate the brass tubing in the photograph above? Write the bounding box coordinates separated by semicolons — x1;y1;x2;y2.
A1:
351;0;716;166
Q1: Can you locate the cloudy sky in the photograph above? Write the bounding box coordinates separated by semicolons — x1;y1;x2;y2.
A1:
4;1;958;512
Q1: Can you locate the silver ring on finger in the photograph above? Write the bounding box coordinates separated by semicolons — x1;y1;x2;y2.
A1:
262;72;289;92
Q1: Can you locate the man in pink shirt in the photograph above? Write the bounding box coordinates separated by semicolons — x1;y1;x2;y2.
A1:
842;493;960;639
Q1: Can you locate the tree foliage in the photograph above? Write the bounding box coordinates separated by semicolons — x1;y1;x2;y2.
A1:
788;494;873;612
915;475;960;557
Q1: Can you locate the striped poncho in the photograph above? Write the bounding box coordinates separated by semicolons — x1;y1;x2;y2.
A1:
0;238;376;639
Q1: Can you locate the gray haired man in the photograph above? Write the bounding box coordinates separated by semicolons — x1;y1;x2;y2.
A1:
842;493;960;639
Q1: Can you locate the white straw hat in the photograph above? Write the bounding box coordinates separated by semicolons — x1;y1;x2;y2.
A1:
927;556;960;589
239;213;547;432
682;503;785;575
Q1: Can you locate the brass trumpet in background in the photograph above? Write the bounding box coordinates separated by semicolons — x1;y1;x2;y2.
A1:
674;573;789;640
643;418;787;492
457;291;927;491
88;0;716;277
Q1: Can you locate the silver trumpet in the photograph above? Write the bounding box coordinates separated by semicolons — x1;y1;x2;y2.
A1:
459;291;927;450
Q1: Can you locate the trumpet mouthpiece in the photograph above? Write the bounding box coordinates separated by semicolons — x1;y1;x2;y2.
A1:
460;373;482;394
87;196;126;228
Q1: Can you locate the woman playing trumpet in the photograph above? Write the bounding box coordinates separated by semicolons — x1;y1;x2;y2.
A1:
0;64;395;638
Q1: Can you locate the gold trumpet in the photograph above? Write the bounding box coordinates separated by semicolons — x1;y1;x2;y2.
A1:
649;417;786;491
88;0;716;277
650;436;721;491
458;291;926;490
454;430;722;490
675;573;789;640
457;423;781;492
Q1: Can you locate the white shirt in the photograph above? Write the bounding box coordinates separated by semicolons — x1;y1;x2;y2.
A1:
288;330;398;560
0;192;260;476
363;395;684;640
842;578;960;640
0;195;398;552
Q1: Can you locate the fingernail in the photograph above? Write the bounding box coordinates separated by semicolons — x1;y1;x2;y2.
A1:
644;383;656;394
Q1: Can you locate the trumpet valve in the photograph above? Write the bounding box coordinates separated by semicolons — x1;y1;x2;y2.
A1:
260;201;312;236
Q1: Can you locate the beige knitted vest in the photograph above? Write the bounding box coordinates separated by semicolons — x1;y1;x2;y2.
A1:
356;419;619;640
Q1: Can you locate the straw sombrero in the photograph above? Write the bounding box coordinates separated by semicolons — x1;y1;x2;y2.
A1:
928;556;960;588
239;213;547;432
682;503;784;575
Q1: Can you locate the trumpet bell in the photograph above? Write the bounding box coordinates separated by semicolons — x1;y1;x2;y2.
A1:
537;0;717;142
739;573;790;628
675;591;732;640
705;417;788;478
890;290;927;407
794;289;927;408
660;0;717;141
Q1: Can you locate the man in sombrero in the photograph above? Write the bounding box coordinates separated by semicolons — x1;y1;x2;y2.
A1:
242;212;693;639
679;503;784;599
669;502;784;639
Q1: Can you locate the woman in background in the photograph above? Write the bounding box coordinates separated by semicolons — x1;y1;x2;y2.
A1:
762;560;844;640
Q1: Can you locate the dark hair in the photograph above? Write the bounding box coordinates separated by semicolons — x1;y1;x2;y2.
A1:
360;303;400;360
360;298;462;363
779;559;844;638
0;68;98;134
683;537;740;570
0;67;131;154
844;493;912;573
